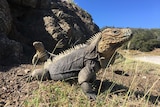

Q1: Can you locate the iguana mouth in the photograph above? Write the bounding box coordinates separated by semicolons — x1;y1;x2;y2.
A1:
121;28;133;40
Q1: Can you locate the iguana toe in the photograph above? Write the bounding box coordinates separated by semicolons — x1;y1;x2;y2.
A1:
86;93;97;100
30;68;51;81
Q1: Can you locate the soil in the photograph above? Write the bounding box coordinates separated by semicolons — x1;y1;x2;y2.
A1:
0;64;43;107
134;56;160;65
0;54;160;106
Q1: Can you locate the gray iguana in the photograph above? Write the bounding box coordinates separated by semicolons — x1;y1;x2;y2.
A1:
28;28;132;100
32;41;56;65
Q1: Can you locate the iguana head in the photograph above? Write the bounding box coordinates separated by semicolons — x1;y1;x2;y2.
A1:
33;41;45;52
98;28;132;57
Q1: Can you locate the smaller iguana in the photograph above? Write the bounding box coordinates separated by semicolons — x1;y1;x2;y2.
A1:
32;41;56;65
32;40;64;64
28;28;132;100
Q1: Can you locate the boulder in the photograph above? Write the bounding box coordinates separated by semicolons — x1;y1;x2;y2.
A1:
0;0;99;65
0;33;23;65
0;0;22;65
8;0;99;52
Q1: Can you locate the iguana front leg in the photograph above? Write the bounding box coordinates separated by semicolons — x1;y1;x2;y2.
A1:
29;68;51;81
32;53;39;65
78;63;98;100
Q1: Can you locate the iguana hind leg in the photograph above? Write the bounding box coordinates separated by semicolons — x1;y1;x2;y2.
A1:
30;68;51;81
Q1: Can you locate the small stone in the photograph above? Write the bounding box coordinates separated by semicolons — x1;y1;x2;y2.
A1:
2;87;7;91
24;69;31;74
0;101;5;107
142;76;146;79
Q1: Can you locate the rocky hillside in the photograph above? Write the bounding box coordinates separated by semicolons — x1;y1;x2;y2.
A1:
0;0;99;65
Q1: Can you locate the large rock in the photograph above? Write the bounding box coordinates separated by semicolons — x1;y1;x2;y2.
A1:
8;0;99;50
0;0;12;34
0;0;99;65
0;0;22;65
0;34;22;65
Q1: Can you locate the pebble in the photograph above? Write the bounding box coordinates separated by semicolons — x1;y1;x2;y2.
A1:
24;69;31;74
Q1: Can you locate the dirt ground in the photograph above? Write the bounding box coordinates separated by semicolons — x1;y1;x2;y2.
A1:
0;50;160;107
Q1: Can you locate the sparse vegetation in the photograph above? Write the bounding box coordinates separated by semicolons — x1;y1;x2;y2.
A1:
123;28;160;52
21;50;160;107
1;49;160;106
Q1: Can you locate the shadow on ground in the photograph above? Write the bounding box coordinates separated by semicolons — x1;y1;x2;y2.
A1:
94;79;160;105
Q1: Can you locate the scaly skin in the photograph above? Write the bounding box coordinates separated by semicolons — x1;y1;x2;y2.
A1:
28;28;133;100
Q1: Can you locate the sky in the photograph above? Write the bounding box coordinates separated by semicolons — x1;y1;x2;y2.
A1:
74;0;160;29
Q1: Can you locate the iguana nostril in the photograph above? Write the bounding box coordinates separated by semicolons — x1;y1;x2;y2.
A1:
127;29;132;34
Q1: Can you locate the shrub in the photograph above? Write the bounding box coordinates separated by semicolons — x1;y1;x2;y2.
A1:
123;28;160;52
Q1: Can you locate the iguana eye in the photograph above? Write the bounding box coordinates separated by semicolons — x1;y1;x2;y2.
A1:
113;30;118;33
113;30;120;35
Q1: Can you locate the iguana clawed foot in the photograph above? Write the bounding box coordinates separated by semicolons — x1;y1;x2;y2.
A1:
30;68;51;81
22;68;51;82
86;93;97;100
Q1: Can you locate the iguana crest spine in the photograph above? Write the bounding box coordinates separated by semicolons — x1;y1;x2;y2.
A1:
52;32;102;63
